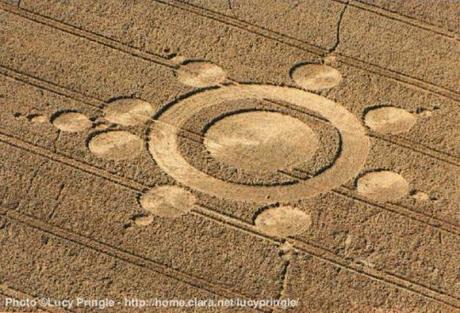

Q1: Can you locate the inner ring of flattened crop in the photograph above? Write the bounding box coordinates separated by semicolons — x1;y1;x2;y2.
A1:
148;84;369;203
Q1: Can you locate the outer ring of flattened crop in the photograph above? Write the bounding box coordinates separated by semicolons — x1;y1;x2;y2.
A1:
148;84;369;203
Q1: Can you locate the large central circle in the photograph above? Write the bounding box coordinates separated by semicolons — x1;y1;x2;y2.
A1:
204;111;318;171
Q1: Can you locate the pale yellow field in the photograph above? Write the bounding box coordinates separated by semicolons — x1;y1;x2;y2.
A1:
0;0;459;312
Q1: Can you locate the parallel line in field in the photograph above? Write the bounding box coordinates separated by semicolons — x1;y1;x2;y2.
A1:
0;133;459;308
1;2;459;103
1;66;458;236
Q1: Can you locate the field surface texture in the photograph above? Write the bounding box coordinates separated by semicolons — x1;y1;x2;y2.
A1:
0;0;459;312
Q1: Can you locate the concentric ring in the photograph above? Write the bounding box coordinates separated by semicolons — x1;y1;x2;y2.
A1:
148;84;369;203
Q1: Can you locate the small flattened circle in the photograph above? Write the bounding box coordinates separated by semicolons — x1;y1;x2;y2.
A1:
176;61;226;88
255;206;312;237
140;186;196;218
88;130;143;160
411;191;430;201
133;215;154;226
28;114;48;124
291;64;342;91
104;99;155;126
52;112;92;132
364;107;417;135
204;111;318;171
357;171;409;202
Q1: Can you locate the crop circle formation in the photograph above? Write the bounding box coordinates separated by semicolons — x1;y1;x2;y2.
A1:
148;84;370;203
